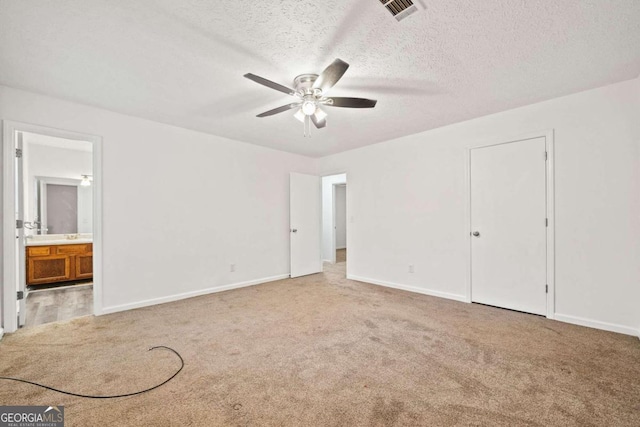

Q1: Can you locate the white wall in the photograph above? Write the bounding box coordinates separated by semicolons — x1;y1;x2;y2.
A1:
2;77;638;337
77;185;92;233
0;85;317;323
321;174;346;262
319;78;640;336
23;140;93;234
335;185;346;249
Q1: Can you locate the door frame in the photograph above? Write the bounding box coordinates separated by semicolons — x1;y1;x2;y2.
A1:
2;120;104;333
465;130;555;319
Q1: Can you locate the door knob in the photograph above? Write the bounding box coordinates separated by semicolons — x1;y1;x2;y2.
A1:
291;229;297;233
472;231;480;237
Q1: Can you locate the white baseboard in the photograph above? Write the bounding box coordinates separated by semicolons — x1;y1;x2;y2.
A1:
336;246;347;250
322;259;332;263
347;274;467;303
0;327;4;341
554;313;639;336
101;274;289;315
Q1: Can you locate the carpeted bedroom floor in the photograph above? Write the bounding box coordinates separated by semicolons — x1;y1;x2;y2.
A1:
1;258;639;426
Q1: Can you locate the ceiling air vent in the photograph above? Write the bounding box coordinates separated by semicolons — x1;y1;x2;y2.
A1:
379;0;418;21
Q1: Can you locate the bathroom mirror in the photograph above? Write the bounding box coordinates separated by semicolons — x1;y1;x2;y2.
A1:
34;176;93;235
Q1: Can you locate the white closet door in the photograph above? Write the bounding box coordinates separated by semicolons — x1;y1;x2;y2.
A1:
290;173;321;278
471;137;547;315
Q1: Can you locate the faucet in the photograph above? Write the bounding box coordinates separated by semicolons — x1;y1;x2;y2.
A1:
23;220;40;230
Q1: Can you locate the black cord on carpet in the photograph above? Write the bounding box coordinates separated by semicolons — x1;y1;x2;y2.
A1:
0;345;183;399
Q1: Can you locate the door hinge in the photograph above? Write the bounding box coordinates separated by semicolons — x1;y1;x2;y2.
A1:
546;218;548;227
16;219;24;229
17;291;24;300
15;148;23;158
545;285;548;294
544;151;548;161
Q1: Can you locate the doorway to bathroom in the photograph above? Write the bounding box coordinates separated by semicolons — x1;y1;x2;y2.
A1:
2;121;102;332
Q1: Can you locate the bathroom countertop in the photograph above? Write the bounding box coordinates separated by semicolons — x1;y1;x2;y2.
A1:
26;237;93;246
26;239;93;246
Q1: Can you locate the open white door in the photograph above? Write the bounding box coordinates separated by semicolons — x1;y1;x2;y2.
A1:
290;173;321;278
16;132;27;327
470;137;547;316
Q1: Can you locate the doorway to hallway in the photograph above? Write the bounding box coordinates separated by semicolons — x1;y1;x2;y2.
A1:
322;173;347;275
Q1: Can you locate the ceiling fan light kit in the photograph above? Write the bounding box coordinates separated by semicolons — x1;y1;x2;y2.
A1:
244;59;377;137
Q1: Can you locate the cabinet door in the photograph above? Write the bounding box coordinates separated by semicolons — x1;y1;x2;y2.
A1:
28;256;71;284
75;254;93;279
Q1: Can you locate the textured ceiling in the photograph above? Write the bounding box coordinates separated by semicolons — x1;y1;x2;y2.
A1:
1;1;639;157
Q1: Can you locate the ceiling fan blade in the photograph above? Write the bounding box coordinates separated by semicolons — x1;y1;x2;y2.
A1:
313;59;349;94
256;103;301;117
310;112;326;129
324;97;377;108
244;73;297;96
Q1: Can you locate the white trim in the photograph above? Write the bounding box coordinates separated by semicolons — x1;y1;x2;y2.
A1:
336;246;347;250
464;129;556;318
0;327;4;341
554;313;639;337
545;131;556;319
92;135;103;316
34;176;82;186
2;121;103;332
347;274;468;303
331;183;337;264
2;121;16;332
463;148;472;303
101;274;289;315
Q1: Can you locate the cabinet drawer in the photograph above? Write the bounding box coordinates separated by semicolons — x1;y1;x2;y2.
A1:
56;244;90;255
28;246;51;257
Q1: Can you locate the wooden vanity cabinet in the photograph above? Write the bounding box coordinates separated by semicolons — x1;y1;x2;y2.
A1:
26;243;93;285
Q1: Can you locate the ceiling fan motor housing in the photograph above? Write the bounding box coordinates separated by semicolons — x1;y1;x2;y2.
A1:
293;74;319;95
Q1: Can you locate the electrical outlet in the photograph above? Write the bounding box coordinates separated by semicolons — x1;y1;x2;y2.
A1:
230;264;236;272
408;265;414;273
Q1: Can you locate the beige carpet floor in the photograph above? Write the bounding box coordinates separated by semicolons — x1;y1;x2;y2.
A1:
1;260;639;426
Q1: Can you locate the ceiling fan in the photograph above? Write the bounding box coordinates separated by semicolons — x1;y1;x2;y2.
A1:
244;59;377;136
